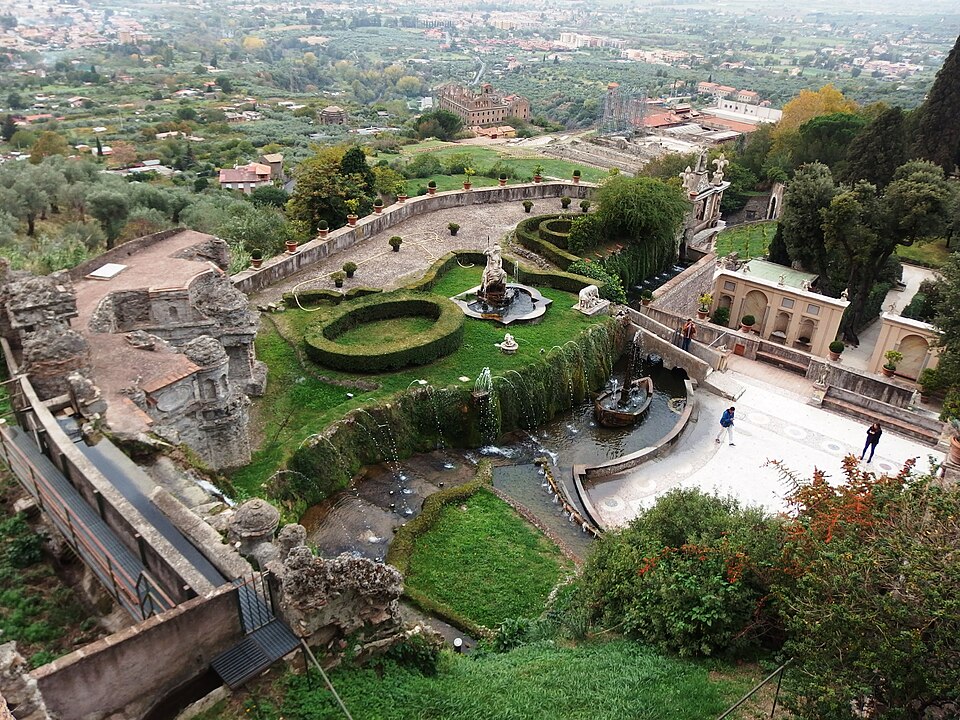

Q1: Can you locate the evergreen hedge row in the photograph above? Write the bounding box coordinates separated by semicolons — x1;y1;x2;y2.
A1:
283;286;382;308
538;217;573;249
514;214;580;270
304;292;464;372
387;462;495;638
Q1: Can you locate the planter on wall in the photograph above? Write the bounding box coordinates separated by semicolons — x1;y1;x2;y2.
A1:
397;194;408;203
251;258;263;269
318;229;328;238
533;175;542;183
950;436;960;464
285;241;298;254
374;205;383;214
347;214;358;227
463;181;472;190
427;187;436;195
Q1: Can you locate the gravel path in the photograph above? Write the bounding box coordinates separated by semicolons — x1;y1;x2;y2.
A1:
251;199;569;304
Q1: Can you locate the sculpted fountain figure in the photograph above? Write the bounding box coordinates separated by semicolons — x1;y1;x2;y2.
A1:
478;243;508;306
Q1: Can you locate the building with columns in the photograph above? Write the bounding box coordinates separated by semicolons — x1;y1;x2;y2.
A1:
436;83;530;128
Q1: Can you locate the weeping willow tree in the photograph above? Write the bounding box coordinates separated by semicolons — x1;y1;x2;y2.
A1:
570;176;689;288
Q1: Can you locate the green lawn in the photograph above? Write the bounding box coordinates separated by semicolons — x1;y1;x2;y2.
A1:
715;221;777;259
335;316;436;347
896;238;954;269
229;266;604;497
197;640;758;720
405;489;573;629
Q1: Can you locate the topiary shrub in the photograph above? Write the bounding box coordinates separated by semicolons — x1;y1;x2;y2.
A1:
560;196;572;209
304;292;464;372
538;217;573;249
514;214;579;270
710;307;730;327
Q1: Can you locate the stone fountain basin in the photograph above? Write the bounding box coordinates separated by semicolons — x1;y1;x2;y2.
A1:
594;376;654;428
450;284;552;325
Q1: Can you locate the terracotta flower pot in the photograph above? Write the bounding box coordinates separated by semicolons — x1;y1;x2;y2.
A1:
950;436;960;464
697;310;709;320
427;187;436;195
285;241;298;254
533;175;542;183
882;366;895;378
318;229;328;238
463;181;472;190
498;179;507;186
334;280;343;288
740;323;754;333
251;258;263;269
347;214;358;227
572;176;580;184
397;194;407;203
374;205;383;214
828;351;841;361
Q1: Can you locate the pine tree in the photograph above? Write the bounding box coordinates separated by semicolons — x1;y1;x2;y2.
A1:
1;114;16;142
913;33;960;173
841;106;908;188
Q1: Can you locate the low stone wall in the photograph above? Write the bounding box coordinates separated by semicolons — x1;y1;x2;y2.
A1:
807;357;917;409
648;252;716;317
32;585;242;720
232;182;594;295
67;229;184;280
628;310;722;378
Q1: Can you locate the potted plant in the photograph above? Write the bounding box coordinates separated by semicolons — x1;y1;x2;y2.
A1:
448;222;460;236
389;235;403;252
580;199;590;213
740;314;756;332
697;293;713;319
882;349;903;377
427;180;437;195
343;261;357;278
250;249;263;269
640;289;653;306
560;195;571;209
828;340;845;361
949;417;960;464
373;198;384;214
285;238;298;254
331;270;346;288
345;198;360;226
395;182;408;202
317;220;329;238
710;306;730;327
533;164;543;183
522;200;534;213
463;167;475;190
572;169;581;184
498;172;508;187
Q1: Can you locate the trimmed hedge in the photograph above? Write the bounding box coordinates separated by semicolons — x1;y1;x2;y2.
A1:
283;286;382;308
538;217;573;249
304;292;464;372
514;214;580;270
387;462;495;638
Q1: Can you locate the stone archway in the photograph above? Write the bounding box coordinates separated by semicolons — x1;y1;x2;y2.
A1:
741;289;768;329
897;334;930;380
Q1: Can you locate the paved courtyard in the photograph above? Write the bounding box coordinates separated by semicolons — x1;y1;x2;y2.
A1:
587;365;945;527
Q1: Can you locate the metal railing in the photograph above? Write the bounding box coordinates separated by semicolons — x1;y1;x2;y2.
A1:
716;660;790;719
0;419;173;620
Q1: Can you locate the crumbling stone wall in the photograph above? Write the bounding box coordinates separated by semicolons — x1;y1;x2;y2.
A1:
20;327;92;399
0;643;50;720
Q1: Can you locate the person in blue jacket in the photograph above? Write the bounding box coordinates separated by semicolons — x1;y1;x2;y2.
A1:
715;406;735;445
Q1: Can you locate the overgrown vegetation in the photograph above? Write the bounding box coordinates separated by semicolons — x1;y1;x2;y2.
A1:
715;221;777;259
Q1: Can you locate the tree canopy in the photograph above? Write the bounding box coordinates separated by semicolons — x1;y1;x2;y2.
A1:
912;32;960;174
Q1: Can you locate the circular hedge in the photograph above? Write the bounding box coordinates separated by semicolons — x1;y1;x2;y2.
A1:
538;217;573;249
304;292;464;372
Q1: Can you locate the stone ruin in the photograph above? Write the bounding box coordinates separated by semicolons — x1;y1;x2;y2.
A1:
226;498;409;657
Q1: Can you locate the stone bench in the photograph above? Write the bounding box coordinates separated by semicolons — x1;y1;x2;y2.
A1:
755;350;808;376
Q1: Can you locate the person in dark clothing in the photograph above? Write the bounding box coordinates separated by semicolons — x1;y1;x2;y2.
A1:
861;422;882;462
715;406;735;445
681;319;697;352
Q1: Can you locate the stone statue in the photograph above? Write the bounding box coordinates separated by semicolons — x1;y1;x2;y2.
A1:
801;279;812;291
712;153;729;185
817;365;829;387
777;273;786;286
840;288;849;301
578;285;600;310
481;243;507;294
496;332;518;354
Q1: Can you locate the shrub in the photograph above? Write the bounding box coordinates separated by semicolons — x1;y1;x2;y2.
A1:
640;289;654;301
572;169;581;178
374;197;384;207
499;173;507;181
448;222;460;236
710;307;730;327
343;261;357;276
514;214;579;270
883;349;903;369
579;200;590;212
318;220;328;230
538;217;573;249
522;200;533;213
829;340;845;354
578;488;783;658
330;270;346;282
567;259;626;304
385;632;442;676
250;248;263;260
427;180;437;189
741;314;755;326
304;292;464;372
698;293;713;311
560;196;572;209
533;164;544;176
389;235;403;249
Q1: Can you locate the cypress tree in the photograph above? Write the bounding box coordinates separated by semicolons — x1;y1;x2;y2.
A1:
95;136;103;157
1;114;15;142
841;106;908;188
912;33;960;173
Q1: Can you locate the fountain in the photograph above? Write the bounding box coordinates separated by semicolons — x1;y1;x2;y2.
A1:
594;331;654;428
450;243;553;324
